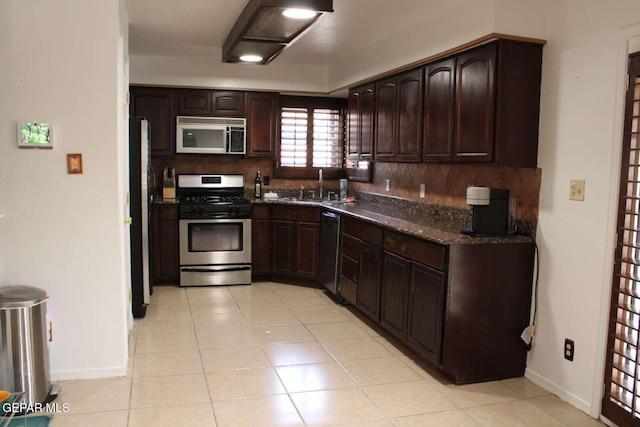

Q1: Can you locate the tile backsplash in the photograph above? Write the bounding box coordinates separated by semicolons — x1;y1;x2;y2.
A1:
350;162;541;222
151;156;541;222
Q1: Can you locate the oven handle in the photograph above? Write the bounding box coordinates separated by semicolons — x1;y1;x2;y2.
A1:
180;266;251;273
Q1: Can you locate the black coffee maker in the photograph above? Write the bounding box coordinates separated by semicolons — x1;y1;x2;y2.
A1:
461;186;510;236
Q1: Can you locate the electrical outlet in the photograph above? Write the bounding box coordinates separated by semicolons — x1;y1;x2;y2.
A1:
569;180;585;201
420;184;425;198
564;338;575;361
385;179;390;191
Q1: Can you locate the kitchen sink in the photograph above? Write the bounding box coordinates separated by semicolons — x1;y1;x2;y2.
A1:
270;197;345;205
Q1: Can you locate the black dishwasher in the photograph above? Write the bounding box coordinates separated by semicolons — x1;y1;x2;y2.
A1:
319;210;343;302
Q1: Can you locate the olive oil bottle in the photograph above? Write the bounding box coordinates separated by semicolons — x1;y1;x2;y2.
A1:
254;171;262;198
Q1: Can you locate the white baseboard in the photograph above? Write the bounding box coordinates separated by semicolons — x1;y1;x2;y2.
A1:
525;368;594;416
51;365;127;381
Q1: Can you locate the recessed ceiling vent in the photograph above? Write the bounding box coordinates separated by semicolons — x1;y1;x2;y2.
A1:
223;0;333;65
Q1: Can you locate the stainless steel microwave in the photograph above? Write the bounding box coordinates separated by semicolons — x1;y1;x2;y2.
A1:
176;116;246;154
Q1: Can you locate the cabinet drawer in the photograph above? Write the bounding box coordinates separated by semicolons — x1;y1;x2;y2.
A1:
252;205;270;220
339;275;358;305
340;254;359;283
384;230;410;257
410;239;447;271
341;233;360;260
158;204;178;221
343;217;382;246
272;206;320;222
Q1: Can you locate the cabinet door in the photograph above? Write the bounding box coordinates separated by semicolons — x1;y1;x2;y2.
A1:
271;220;295;275
212;91;246;116
177;89;211;115
151;204;179;284
348;84;375;161
380;251;411;340
424;58;456;162
358;241;382;320
252;205;271;276
454;44;496;162
252;219;271;276
246;92;278;158
347;89;361;160
360;85;375;160
374;77;397;161
130;87;176;157
295;221;320;279
396;69;423;162
407;262;445;363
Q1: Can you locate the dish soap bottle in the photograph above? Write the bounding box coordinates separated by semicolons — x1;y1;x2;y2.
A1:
254;171;262;199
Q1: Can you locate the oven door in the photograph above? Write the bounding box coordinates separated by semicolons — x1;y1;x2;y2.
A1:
179;218;251;266
179;218;252;287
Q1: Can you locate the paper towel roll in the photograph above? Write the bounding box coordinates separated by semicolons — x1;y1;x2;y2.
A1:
466;186;490;205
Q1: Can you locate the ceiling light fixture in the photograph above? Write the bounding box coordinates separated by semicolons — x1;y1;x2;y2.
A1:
222;0;334;65
239;54;264;63
282;8;317;19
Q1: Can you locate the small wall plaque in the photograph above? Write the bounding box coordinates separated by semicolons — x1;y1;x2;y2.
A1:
67;154;83;174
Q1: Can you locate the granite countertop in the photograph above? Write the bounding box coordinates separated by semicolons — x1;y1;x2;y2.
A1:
253;197;532;246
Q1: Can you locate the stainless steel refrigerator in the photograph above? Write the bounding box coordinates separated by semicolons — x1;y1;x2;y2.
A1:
129;117;152;318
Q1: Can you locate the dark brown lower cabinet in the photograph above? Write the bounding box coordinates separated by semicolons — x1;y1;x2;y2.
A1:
337;215;534;385
443;242;534;384
251;205;271;278
380;251;410;340
271;220;295;276
295;221;320;279
151;203;179;284
269;206;320;282
407;262;445;364
357;241;382;321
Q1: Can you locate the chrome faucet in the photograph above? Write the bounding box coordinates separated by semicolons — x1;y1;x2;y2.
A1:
319;169;324;200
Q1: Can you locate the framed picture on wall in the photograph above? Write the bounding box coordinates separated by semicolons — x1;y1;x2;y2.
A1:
18;122;53;149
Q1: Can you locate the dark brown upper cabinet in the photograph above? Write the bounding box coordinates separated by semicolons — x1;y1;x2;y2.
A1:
246;92;278;158
423;58;456;162
177;89;246;116
177;89;211;116
423;40;543;167
211;91;246;116
347;84;375;161
130;86;176;157
350;37;543;167
454;44;497;163
374;68;423;162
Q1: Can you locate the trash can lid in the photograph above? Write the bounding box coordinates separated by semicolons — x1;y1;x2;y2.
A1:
0;286;48;308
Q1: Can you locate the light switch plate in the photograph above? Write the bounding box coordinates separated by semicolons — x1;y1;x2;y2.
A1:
569;180;585;201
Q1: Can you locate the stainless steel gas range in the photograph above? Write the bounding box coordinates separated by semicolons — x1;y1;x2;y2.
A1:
177;174;252;287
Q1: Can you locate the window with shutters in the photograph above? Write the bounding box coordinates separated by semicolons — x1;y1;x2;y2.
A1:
275;96;347;179
602;52;640;426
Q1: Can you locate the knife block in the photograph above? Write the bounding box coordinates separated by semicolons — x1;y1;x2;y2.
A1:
162;178;176;200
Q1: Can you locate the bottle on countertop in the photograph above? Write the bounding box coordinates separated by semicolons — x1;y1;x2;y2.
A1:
254;171;262;198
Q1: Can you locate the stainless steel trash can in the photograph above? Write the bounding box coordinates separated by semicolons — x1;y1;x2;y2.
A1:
0;286;51;405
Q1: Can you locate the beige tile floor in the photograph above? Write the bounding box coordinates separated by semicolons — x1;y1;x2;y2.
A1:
48;282;604;426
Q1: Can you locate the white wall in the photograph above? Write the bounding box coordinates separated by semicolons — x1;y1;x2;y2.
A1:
0;0;129;379
130;46;330;94
530;0;640;417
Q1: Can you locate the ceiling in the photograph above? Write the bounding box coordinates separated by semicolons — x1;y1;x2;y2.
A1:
125;0;440;67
